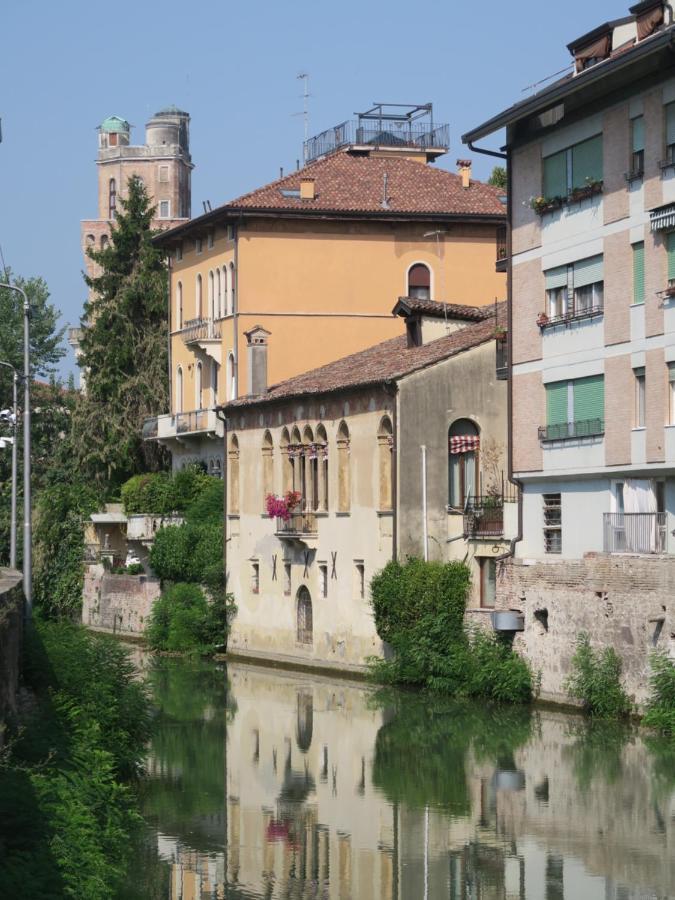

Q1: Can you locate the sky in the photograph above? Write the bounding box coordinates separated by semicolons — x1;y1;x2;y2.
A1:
2;0;623;377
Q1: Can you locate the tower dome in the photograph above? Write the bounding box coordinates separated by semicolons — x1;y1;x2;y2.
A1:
97;115;130;149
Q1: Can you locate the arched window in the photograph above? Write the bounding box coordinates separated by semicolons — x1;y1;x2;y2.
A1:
208;271;215;319
407;263;431;300
316;424;328;512
176;281;183;330
176;366;183;414
108;178;117;219
228;434;240;515
448;419;480;508
280;427;293;493
303;426;315;511
337;421;351;513
227;352;236;400
262;430;274;510
216;268;221;319
195;361;203;409
100;234;109;249
296;586;313;644
223;266;229;315
196;274;203;318
210;360;218;406
86;234;95;247
378;416;393;510
229;262;236;313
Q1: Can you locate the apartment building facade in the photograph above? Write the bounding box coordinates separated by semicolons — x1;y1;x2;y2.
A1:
465;1;675;561
148;104;506;473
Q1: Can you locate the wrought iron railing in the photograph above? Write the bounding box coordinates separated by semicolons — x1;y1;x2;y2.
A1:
142;416;158;439
304;120;449;162
539;305;604;329
463;496;504;537
538;418;604;442
495;339;507;380
176;410;209;434
275;513;318;537
603;512;667;554
181;317;222;344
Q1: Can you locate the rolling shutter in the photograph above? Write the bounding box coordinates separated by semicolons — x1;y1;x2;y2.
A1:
573;255;603;287
571;134;603;188
668;232;675;282
633;242;645;304
546;382;569;426
544;265;568;290
631;116;644;153
573;375;604;422
543;150;567;198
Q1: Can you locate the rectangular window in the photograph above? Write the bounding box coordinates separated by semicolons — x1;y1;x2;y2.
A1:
207;231;214;250
546;381;569;427
669;363;675;425
159;200;170;218
666;102;675;164
283;563;291;596
319;563;328;598
631;116;645;174
545;264;568;317
543;493;562;554
251;562;260;594
195;237;203;254
667;232;675;286
544;255;603;320
544;375;604;438
479;558;496;608
634;367;646;428
543;150;568;198
632;242;645;304
354;562;365;600
175;242;183;262
159;165;169;183
542;134;603;197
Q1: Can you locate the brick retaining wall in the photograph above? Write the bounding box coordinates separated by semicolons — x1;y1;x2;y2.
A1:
82;566;160;635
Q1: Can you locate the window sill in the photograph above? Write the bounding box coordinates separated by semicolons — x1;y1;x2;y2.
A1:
659;159;675;172
624;170;644;183
629;302;645;309
335;511;351;517
376;509;394;517
631;426;646;432
227;514;240;520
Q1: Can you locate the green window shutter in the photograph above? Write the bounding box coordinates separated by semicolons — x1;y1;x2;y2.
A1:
546;382;569;426
571;134;603;188
573;254;603;287
631;116;644;153
668;232;675;282
666;103;675;146
573;375;604;422
544;265;568;290
633;242;645;304
543;150;567;198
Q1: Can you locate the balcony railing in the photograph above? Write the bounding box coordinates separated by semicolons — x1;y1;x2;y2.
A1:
603;512;667;554
463;496;504;537
275;513;318;538
142;417;158;439
304;120;449;163
176;410;209;434
181;317;222;344
538;418;604;442
539;305;604;330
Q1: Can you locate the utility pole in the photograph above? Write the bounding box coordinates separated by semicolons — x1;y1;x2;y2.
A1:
0;361;19;568
297;72;310;163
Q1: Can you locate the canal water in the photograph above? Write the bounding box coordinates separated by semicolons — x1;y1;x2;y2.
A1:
121;656;675;899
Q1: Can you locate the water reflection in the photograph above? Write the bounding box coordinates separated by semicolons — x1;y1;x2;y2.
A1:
122;658;675;899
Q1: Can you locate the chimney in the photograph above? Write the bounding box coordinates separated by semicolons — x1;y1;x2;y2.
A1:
244;325;272;395
300;177;316;200
457;159;472;189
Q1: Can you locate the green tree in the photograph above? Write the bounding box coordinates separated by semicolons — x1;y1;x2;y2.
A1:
72;175;169;493
487;165;507;190
0;272;66;385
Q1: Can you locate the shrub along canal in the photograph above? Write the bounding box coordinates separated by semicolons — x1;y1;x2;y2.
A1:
121;655;675;899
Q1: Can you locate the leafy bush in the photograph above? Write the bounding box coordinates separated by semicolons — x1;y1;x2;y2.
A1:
565;632;632;719
643;652;675;736
149;522;223;588
121;465;212;516
185;478;224;525
145;583;235;653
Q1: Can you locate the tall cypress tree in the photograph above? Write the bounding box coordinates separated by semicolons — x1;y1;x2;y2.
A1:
72;176;169;491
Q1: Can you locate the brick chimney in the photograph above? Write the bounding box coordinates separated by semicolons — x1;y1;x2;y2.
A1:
457;159;472;189
300;177;316;200
244;325;272;395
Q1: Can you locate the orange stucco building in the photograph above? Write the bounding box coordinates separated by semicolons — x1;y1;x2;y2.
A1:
149;105;506;472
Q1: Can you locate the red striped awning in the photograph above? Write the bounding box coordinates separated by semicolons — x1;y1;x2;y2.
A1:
449;435;479;454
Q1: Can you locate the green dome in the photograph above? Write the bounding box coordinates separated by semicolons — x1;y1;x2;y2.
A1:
154;105;188;117
99;115;130;133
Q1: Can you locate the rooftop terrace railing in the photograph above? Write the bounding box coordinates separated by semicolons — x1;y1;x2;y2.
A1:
304;120;449;162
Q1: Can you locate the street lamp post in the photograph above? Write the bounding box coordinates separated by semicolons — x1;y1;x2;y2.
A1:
0;283;31;618
0;361;19;568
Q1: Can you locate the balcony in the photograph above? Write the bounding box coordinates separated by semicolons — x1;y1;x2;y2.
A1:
538;418;604;443
181;318;222;364
463;497;504;538
603;512;668;554
538;305;604;330
142;408;224;442
275;513;318;542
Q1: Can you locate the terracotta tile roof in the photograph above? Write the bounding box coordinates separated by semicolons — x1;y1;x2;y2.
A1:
392;296;490;321
226;302;506;409
223;151;506;218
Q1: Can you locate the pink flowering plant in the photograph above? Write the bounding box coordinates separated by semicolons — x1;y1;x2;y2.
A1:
266;491;302;521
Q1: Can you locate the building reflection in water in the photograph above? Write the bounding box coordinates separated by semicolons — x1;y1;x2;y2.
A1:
132;658;675;900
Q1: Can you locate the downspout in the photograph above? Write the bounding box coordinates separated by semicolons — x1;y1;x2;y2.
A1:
467;142;507;161
233;220;241;399
216;407;228;589
166;254;173;414
383;380;399;562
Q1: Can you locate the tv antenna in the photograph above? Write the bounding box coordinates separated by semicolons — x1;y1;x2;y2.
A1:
294;72;310;163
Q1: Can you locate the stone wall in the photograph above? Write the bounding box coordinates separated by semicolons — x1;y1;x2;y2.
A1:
496;554;675;707
0;571;23;742
82;565;160;635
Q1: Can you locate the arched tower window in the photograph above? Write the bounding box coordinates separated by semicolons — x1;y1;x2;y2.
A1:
262;430;274;510
108;178;117;219
228;434;240;515
195;361;203;409
296;586;313;645
337;421;351;513
448;419;480;508
176;366;183;414
378;416;393;511
100;234;109;250
316;424;328;512
196;274;203;318
407;263;431;300
176;281;183;330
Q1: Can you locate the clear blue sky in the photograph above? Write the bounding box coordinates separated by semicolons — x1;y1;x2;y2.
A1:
2;0;623;377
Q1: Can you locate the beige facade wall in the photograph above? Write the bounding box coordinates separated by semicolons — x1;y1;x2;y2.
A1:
604;230;631;345
604;354;633;466
510;142;542;256
646;232;666;337
512;371;543;473
646;346;667;462
511;258;543;365
643;88;664;212
602;103;629;225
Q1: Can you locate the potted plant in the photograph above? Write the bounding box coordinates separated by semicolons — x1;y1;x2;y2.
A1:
536;312;549;327
265;491;303;522
494;325;507;342
665;283;675;298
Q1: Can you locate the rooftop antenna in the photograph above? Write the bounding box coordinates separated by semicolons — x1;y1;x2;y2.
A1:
295;73;310;163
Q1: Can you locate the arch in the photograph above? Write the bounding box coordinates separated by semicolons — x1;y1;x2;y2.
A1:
291;425;302;444
223;266;230;315
196;274;203;318
176;366;183;414
337;420;351;513
108;178;117;219
86;233;95;246
296;586;313;645
227;352;236;400
316;424;328;512
407;262;432;300
100;234;109;250
262;429;274;508
448;418;480;508
176;280;183;330
208;270;215;320
229;262;236;313
210;359;218;406
377;416;393;511
302;426;316;510
216;268;222;318
195;361;203;409
280;427;293;493
228;433;240;514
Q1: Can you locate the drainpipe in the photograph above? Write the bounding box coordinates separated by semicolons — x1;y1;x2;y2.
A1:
166;254;173;414
233;219;241;399
216;407;228;587
383;380;399;561
421;444;428;562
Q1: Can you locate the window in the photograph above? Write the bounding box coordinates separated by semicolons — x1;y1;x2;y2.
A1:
633;242;645;305
227;352;236;400
378;416;393;510
229;263;236;311
227;224;235;241
296;586;313;644
176;281;183;329
251;562;260;594
223;266;230;315
634;367;646;428
196;274;202;318
630;116;644;175
159;200;170;218
319;563;328;598
108;178;117;219
284;562;291;596
544;255;603;320
210;359;218;406
176;366;183;414
407;263;431;300
337;421;351;512
100;234;109;249
542;134;603;198
195;237;203;254
159;165;169;183
195;361;202;409
354;562;365;600
175;242;183;261
262;431;274;510
216;268;221;318
316;424;329;511
668;232;675;288
670;363;675;425
544;375;604;439
228;434;240;514
666;103;675;165
208;271;214;319
543;493;562;554
448;419;479;508
207;231;214;250
479;558;496;608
